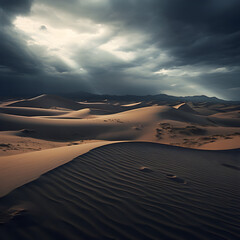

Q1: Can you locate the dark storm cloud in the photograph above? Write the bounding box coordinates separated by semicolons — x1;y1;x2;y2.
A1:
194;68;240;101
101;0;240;68
40;0;240;67
0;72;91;97
0;0;240;99
0;0;90;96
0;28;41;74
0;0;33;16
0;0;42;95
110;0;240;99
37;0;240;98
0;0;41;74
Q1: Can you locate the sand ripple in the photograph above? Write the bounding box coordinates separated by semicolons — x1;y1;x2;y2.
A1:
0;142;239;239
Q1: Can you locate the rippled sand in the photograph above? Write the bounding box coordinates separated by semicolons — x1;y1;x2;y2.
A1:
0;142;239;239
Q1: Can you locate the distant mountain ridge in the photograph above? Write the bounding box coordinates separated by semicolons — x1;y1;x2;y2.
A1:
1;91;239;104
58;91;233;104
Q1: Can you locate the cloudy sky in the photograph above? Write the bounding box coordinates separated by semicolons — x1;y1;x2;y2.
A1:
0;0;240;100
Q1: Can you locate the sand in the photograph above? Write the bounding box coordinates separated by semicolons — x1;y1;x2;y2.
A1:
0;142;239;239
0;106;70;117
0;94;239;239
121;102;142;107
0;141;116;198
0;131;67;156
0;95;239;185
7;94;83;110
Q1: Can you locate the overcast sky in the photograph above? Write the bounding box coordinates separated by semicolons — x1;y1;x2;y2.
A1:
0;0;240;100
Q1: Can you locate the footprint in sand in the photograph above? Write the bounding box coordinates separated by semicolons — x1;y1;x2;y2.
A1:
166;174;187;184
0;206;27;224
139;166;154;173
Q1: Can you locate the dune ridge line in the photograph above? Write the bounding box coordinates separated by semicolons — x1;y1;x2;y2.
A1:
0;141;119;198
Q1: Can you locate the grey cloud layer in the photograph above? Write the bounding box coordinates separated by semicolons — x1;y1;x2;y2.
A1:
0;0;240;99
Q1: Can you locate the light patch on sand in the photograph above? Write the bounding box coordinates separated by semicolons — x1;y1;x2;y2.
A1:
121;102;142;107
173;103;186;109
199;136;240;150
0;141;118;197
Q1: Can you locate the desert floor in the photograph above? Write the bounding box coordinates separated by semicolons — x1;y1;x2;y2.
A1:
0;95;239;239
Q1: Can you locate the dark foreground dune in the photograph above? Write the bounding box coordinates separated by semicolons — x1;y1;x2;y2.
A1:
0;142;239;240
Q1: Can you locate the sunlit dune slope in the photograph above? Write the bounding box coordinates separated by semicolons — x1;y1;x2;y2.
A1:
0;105;239;141
0;106;211;140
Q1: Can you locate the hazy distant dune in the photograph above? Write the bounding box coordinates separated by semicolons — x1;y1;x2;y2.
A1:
0;102;239;143
8;94;83;110
0;106;70;117
7;95;132;114
173;102;197;113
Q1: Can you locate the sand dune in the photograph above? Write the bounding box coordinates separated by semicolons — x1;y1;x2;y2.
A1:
210;110;240;119
0;113;128;141
0;106;208;140
98;105;212;126
78;101;135;114
7;94;139;114
0;106;70;116
8;94;83;110
0;142;239;239
121;102;142;107
0;141;116;198
0;131;68;156
0;94;239;239
157;106;212;125
210;116;240;127
0;104;239;144
173;102;196;113
41;108;93;119
200;135;240;150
